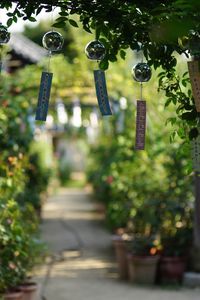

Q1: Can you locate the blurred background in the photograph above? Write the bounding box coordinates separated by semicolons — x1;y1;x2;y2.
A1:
0;8;198;300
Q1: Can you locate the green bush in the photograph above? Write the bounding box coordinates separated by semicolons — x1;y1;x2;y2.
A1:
0;200;46;293
87;99;194;257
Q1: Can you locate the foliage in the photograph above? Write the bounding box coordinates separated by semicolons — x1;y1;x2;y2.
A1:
87;92;193;256
158;67;200;141
17;140;53;210
0;200;45;292
2;0;200;139
128;235;161;256
0;1;197;68
0;50;51;292
58;160;72;186
0;58;54;201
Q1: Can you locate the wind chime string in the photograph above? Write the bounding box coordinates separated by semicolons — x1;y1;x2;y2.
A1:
47;51;52;73
140;82;143;100
47;4;55;73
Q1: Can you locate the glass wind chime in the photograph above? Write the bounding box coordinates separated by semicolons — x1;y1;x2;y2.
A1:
85;40;112;116
132;61;152;150
0;24;10;72
35;30;64;121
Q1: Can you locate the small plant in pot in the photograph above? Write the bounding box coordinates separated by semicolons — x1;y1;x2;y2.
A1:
112;231;133;280
159;227;192;284
127;234;161;284
157;196;193;284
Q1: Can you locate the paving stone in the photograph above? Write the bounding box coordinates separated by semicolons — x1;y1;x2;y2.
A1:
36;188;200;300
183;272;200;287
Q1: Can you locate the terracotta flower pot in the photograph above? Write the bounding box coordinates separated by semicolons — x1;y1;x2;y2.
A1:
127;254;160;284
19;282;38;300
112;235;129;280
3;290;23;300
159;256;186;283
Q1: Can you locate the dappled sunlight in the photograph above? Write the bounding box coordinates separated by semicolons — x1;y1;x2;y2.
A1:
61;211;104;221
54;257;115;271
35;255;117;280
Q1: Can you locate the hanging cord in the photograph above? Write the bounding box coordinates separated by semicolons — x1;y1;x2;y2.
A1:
140;82;143;100
47;51;52;73
140;49;144;100
95;26;100;69
51;4;56;31
46;4;56;73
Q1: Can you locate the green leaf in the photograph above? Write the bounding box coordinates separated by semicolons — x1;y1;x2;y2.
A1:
170;131;177;143
69;19;79;28
83;25;92;34
13;15;17;23
164;98;172;108
36;6;43;16
59;11;69;16
181;111;197;121
189;128;199;140
7;18;13;27
53;21;66;28
99;59;109;70
120;50;126;60
28;16;37;22
55;16;68;23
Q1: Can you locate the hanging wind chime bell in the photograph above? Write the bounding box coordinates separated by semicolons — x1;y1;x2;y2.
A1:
42;31;64;52
132;62;152;150
35;30;64;122
132;62;152;82
85;40;112;116
85;40;106;61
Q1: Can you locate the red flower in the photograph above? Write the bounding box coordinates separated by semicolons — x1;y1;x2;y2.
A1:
106;176;113;184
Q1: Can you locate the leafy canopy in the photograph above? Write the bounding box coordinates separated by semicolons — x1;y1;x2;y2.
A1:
2;0;200;139
0;0;199;69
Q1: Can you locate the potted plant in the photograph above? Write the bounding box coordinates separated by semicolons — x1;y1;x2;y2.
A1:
157;195;193;284
127;235;161;284
112;231;132;280
159;227;192;284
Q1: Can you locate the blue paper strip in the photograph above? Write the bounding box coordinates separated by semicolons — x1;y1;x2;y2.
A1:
135;100;146;150
94;70;112;116
35;72;53;121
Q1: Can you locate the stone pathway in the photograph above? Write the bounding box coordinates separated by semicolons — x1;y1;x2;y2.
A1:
36;187;200;300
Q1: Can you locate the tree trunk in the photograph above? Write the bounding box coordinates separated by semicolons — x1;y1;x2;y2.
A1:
192;171;200;271
194;172;200;247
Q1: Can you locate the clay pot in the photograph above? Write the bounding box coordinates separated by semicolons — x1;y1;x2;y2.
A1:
3;290;23;300
112;235;129;280
19;283;38;300
127;254;160;284
159;256;186;283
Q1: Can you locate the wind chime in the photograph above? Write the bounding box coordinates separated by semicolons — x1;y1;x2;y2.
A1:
85;40;112;116
0;24;10;72
132;61;152;150
35;30;64;121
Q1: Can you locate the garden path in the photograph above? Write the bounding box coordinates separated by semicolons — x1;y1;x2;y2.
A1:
36;187;200;300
